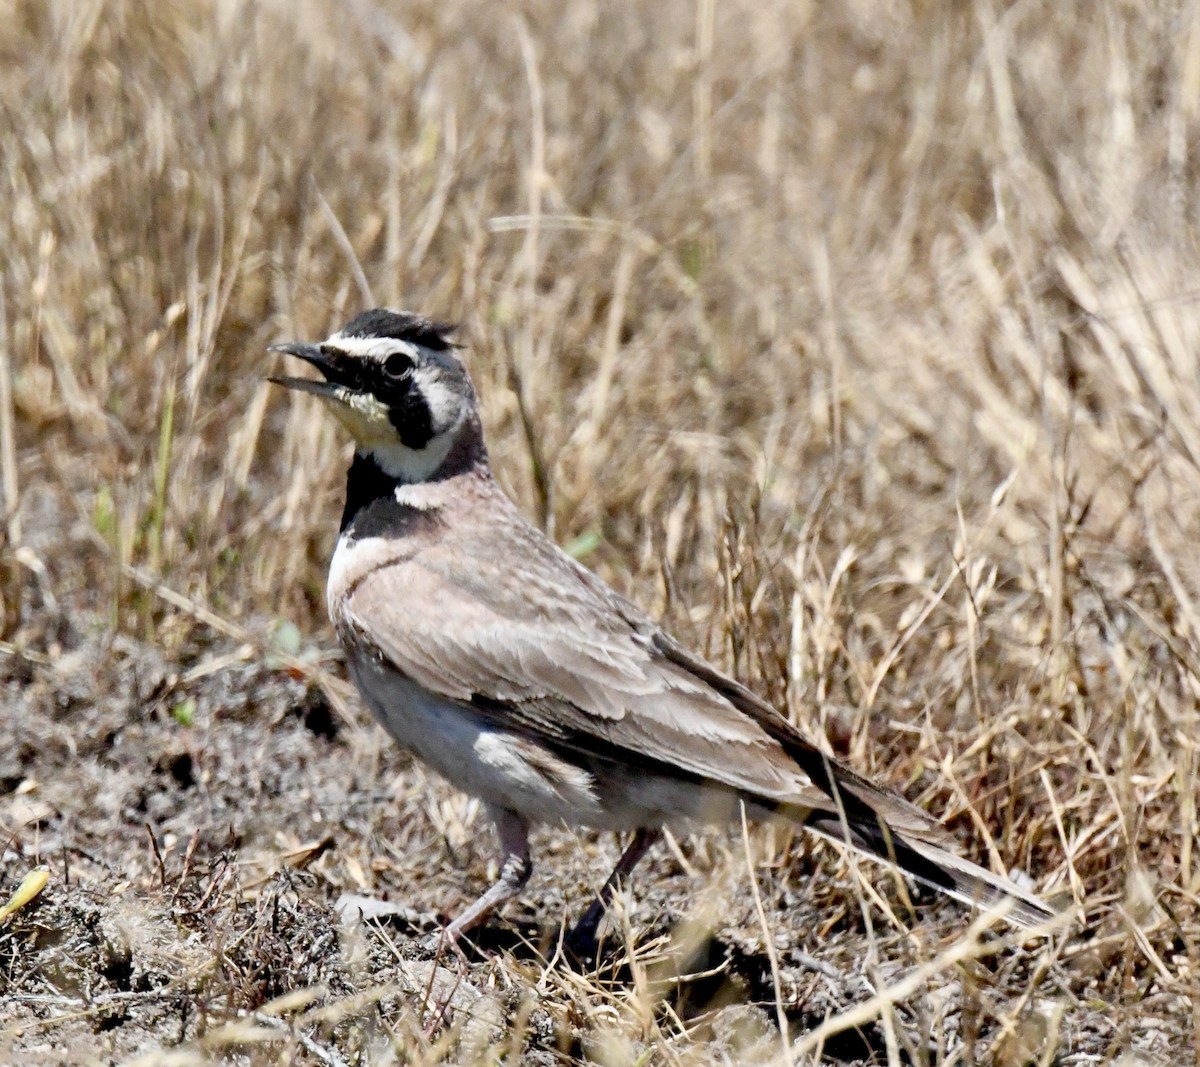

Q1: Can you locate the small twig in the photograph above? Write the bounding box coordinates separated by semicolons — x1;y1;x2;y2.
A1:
6;989;179;1008
421;961;466;1039
0;287;19;548
144;823;167;889
195;856;233;912
792;950;842;981
0;640;51;666
311;179;373;310
740;803;793;1066
421;932;447;994
505;348;553;535
172;829;202;904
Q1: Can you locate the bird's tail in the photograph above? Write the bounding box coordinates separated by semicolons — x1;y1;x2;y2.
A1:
749;718;1060;928
651;632;1058;927
801;809;1057;929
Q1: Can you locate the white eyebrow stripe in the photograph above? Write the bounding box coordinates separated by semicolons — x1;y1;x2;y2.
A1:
325;334;423;361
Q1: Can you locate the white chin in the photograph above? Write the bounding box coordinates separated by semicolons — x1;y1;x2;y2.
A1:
367;422;461;483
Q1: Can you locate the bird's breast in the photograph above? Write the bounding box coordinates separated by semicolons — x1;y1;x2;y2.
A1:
327;534;399;622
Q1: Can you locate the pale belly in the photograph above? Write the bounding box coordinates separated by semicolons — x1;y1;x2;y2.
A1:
344;649;746;832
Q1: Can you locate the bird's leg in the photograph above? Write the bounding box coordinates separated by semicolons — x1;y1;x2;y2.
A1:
436;807;531;946
566;827;660;956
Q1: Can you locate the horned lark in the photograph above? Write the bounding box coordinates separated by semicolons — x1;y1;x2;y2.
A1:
270;308;1054;946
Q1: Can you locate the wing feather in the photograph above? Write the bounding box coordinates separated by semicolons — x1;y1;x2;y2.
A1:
338;545;815;801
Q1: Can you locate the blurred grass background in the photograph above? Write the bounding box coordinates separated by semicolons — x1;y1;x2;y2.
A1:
3;0;1200;1060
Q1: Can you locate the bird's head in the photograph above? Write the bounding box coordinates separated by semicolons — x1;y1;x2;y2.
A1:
269;309;484;483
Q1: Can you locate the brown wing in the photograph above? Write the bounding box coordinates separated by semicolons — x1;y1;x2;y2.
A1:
340;546;815;801
335;509;948;845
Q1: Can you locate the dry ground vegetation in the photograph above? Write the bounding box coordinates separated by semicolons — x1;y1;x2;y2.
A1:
1;0;1199;1063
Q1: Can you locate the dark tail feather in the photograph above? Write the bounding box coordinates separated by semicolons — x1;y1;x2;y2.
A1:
802;812;1057;929
657;635;1057;926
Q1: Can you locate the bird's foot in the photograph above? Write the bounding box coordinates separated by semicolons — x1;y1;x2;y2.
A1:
563;899;607;962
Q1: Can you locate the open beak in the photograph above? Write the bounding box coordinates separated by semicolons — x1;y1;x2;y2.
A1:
267;342;343;398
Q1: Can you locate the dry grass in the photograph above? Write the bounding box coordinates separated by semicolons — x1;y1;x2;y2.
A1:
3;0;1200;1062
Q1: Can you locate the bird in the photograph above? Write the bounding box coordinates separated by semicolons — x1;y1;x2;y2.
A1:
268;308;1055;950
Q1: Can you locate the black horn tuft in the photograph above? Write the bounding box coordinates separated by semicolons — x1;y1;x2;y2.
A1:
340;309;459;351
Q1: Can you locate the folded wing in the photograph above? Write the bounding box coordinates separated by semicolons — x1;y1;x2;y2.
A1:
337;522;1055;927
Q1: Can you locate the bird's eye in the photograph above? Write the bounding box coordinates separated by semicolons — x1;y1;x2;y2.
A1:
383;352;413;379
